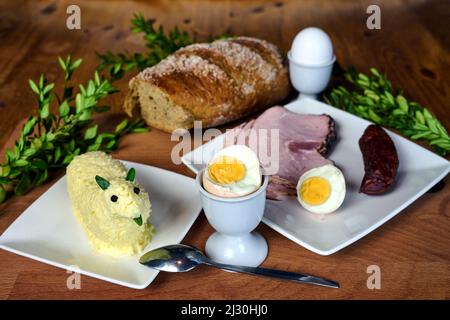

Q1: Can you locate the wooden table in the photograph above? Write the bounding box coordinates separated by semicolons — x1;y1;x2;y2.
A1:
0;0;449;300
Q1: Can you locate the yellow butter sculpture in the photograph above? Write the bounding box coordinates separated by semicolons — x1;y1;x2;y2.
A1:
67;151;154;256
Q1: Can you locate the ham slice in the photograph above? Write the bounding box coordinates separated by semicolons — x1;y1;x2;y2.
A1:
225;106;336;200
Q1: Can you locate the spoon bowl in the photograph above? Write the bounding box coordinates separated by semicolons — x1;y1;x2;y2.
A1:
139;244;204;272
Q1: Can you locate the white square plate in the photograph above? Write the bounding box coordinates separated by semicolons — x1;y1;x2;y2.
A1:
0;162;202;289
182;98;450;255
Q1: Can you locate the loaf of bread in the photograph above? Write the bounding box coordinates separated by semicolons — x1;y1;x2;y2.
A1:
124;37;290;133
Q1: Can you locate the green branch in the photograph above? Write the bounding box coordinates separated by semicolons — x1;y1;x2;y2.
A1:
324;67;450;155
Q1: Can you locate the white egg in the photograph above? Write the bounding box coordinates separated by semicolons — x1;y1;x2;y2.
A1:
296;164;346;214
291;27;334;65
203;145;262;198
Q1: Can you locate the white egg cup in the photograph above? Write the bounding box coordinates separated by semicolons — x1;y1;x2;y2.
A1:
196;170;269;267
287;51;335;100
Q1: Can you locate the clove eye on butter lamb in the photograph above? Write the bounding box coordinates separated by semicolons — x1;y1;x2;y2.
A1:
66;151;154;256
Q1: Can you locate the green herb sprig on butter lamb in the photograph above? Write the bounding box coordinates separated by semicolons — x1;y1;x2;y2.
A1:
324;67;450;155
0;56;148;204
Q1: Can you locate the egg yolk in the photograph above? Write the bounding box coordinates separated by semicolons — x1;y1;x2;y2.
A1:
300;177;331;206
208;156;246;185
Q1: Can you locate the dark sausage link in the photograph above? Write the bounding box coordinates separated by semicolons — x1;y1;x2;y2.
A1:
359;124;399;195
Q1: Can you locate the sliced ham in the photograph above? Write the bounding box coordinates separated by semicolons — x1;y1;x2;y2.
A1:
226;106;336;200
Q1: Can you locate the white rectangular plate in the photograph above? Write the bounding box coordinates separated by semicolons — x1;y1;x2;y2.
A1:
0;162;202;289
182;98;450;255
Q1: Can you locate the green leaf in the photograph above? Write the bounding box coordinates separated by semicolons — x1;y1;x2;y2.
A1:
84;125;98;140
430;138;450;146
40;103;50;119
39;74;44;89
29;80;40;94
396;95;408;114
71;58;82;70
42;141;54;150
115;119;128;134
58;56;67;71
126;168;136;182
33;169;48;186
23;117;37;136
358;73;370;82
6;150;15;163
31;159;47;170
370;68;381;77
13;145;20;160
95;175;110;190
14;174;30;195
23;148;37;158
68;139;75;151
87;143;101;152
14;159;29;167
94;71;101;85
54;146;62;162
1;165;11;177
385;91;395;106
0;185;6;203
436;122;449;138
99;133;115;140
62;154;74;165
75;93;84;113
105;139;117;150
46;132;55;142
423;108;433;119
78;110;92;121
413;123;429;131
415;110;425;125
426;117;439;134
368;110;382;124
132;127;149;133
17;137;25;151
410;131;432;140
43;83;55;95
134;215;143;226
59;100;70;117
392;109;405;116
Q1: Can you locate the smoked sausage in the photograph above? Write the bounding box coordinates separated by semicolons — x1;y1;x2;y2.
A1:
359;124;399;195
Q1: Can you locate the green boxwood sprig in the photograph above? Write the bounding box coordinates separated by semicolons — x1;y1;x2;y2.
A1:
324;67;450;155
0;56;148;204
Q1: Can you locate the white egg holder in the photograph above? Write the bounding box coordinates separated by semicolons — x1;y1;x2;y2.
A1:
288;52;335;99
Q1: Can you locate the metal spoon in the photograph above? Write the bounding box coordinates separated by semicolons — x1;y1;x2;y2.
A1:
139;244;339;289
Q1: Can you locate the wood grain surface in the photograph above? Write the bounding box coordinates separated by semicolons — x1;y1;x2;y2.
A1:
0;0;449;300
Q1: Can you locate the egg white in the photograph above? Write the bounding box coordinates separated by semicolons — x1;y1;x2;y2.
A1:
296;164;346;214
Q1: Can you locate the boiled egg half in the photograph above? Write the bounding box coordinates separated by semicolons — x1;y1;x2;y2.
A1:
203;145;262;198
296;164;346;214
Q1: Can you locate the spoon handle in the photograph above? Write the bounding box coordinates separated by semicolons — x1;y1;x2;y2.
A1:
204;261;339;288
